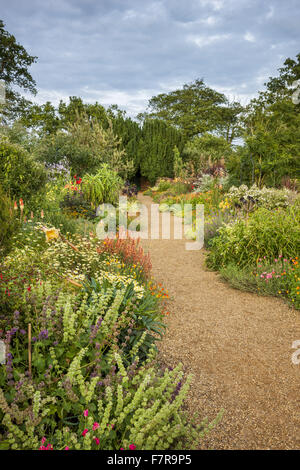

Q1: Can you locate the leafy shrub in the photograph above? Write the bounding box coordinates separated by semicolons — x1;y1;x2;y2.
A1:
35;113;134;178
83;164;123;206
0;138;47;203
0;186;20;254
204;209;235;247
157;180;172;192
206;205;300;269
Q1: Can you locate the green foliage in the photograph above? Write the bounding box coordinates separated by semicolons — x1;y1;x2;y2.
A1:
82;164;123;206
0;20;37;120
138;119;186;184
19;97;110;136
0;137;47;203
35;112;134;178
157;180;172;192
220;258;300;310
111;114;142;171
237;54;300;187
0;185;20;254
183;133;232;176
173;146;186;178
0;227;217;450
146;79;228;139
206;205;300;269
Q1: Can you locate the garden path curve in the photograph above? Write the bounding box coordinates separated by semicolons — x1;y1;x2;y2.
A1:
138;193;300;450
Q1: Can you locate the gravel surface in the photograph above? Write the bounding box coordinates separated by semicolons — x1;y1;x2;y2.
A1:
139;194;300;450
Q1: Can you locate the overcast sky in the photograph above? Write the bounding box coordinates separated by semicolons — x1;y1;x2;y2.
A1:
1;0;300;117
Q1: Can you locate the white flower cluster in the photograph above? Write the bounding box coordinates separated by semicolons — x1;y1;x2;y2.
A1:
227;184;291;209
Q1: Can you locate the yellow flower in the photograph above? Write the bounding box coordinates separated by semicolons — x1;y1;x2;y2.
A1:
44;228;59;242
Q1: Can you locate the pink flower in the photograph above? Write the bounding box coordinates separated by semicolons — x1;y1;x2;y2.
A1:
120;448;124;450
94;437;100;445
129;444;136;450
65;447;69;450
274;259;278;262
40;444;53;450
41;437;46;445
83;409;88;417
93;422;99;431
82;429;89;437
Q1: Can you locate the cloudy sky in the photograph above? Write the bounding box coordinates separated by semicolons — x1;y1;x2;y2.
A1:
1;0;300;117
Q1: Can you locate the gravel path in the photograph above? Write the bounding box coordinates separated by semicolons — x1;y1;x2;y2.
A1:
138;193;300;450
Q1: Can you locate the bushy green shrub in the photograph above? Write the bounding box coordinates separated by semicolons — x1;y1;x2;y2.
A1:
206;205;300;269
0;138;47;203
83;164;123;206
35;113;134;179
157;180;172;192
0;186;20;254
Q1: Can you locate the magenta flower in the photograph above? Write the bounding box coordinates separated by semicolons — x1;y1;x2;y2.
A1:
65;447;69;450
83;409;88;417
129;444;136;450
94;437;100;445
82;429;89;437
93;422;99;431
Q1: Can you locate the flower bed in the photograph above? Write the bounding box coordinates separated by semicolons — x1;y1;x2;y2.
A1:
0;226;216;450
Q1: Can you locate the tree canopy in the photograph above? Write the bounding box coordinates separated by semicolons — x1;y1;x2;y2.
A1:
0;20;37;119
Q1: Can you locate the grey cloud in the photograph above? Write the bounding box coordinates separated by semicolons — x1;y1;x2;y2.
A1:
1;0;299;116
